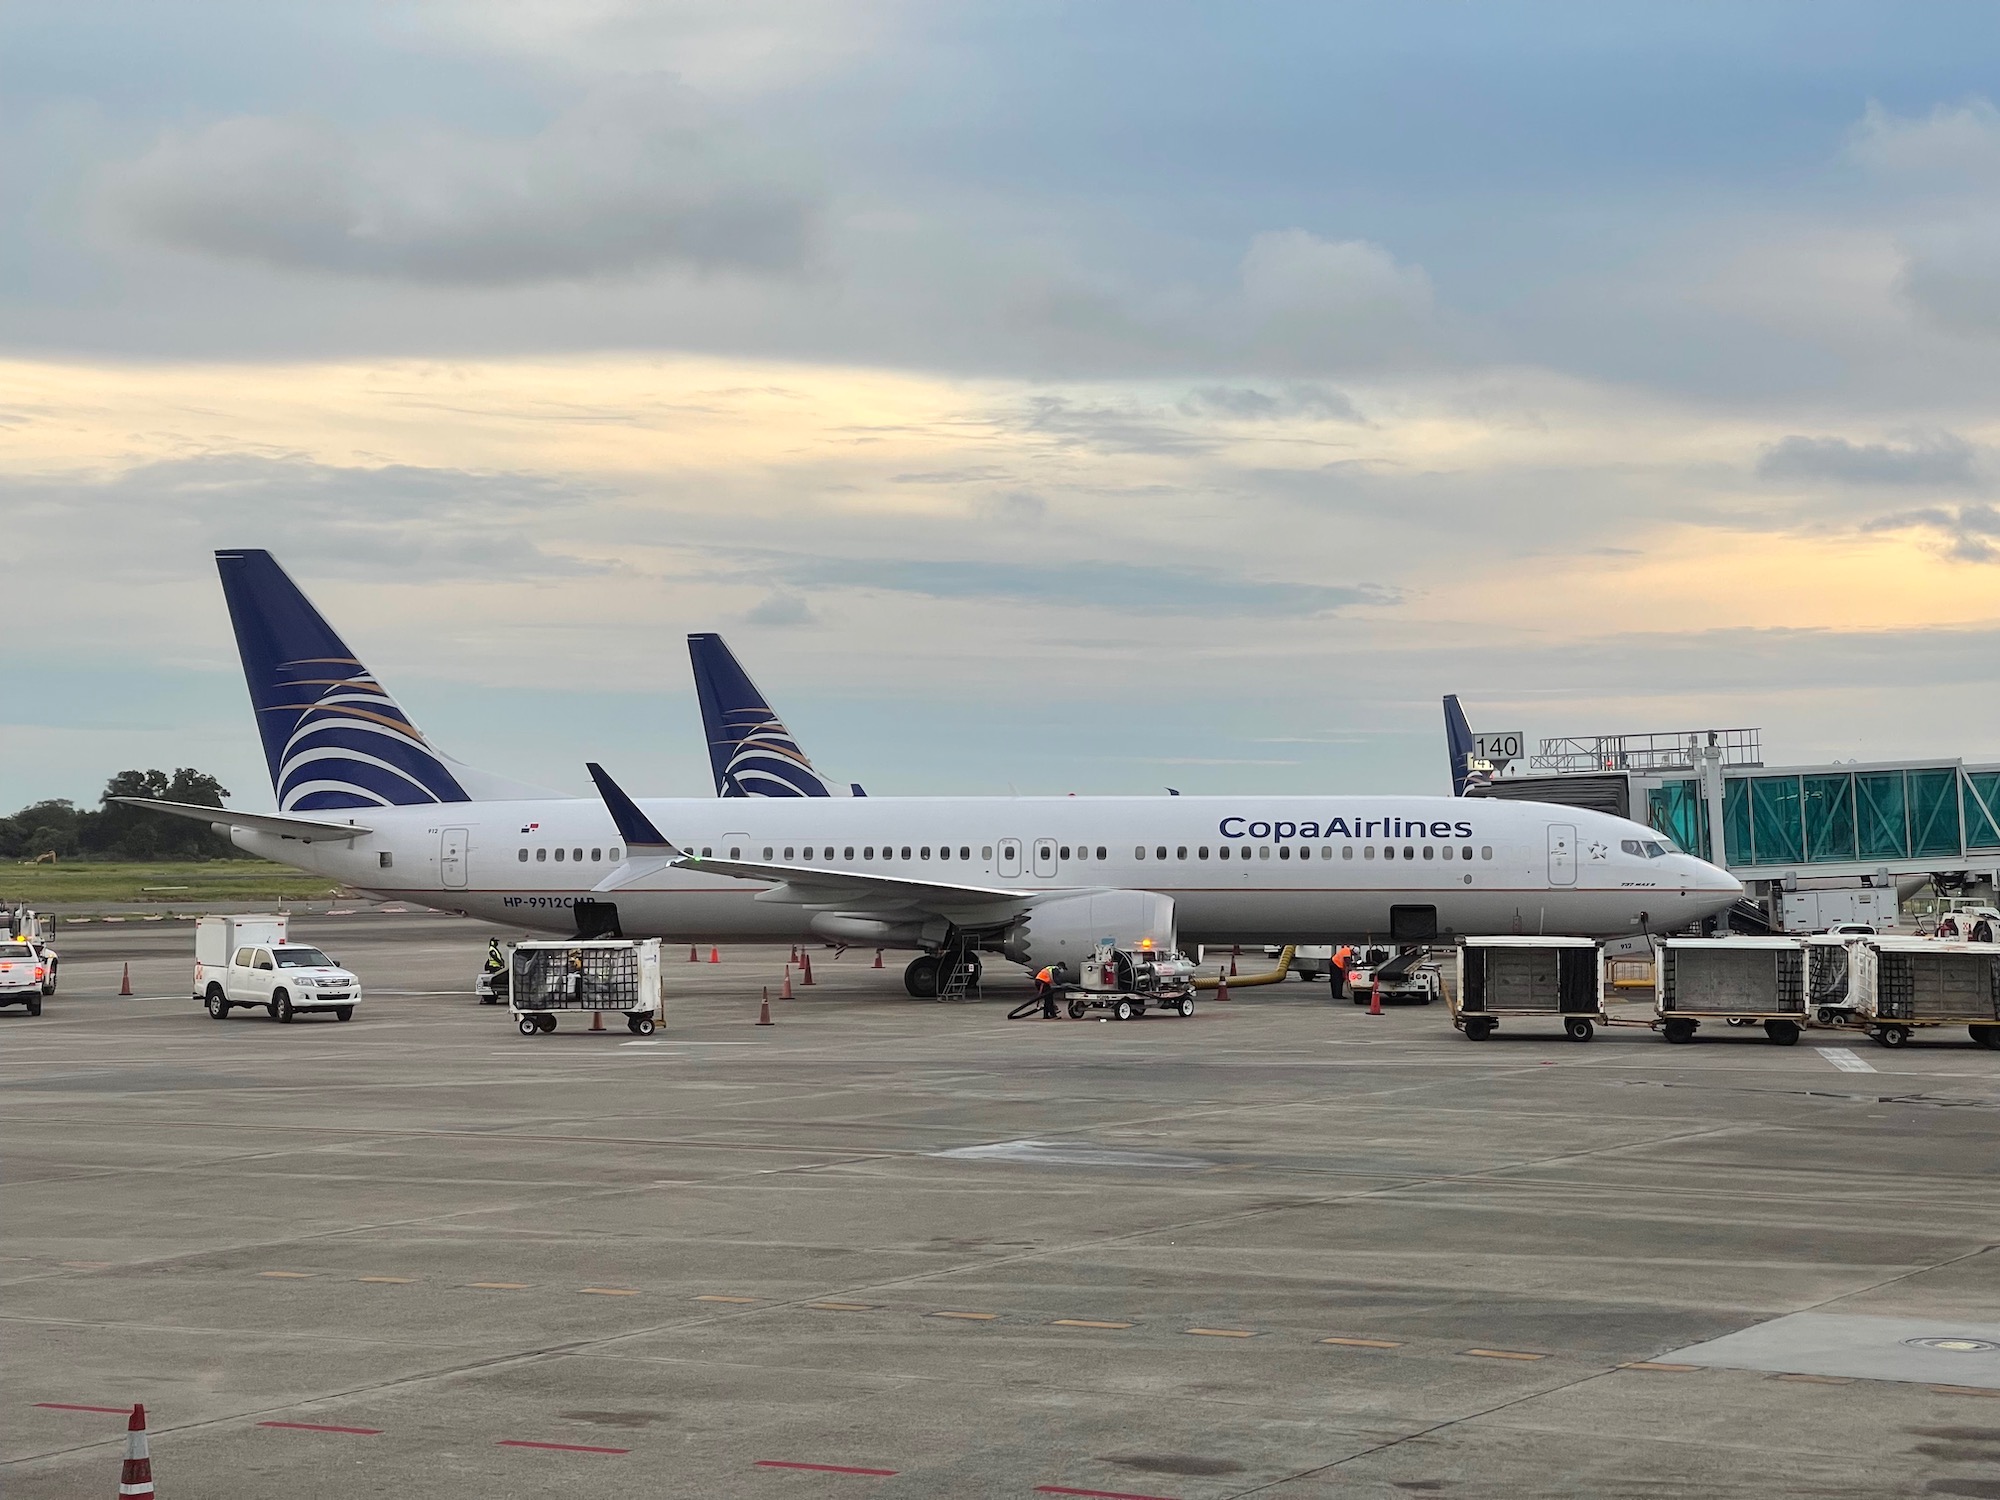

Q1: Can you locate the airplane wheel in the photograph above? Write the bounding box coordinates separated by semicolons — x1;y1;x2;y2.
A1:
903;956;940;999
1764;1020;1800;1045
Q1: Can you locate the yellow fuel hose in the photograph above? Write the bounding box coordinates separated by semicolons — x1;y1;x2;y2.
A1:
1194;944;1295;990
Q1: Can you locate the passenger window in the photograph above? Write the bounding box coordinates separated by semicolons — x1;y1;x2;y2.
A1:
784;847;795;859
1423;846;1434;860
233;947;254;967
1279;846;1291;860
1321;845;1331;859
901;846;912;860
1364;846;1376;860
1058;846;1069;860
1481;846;1493;860
960;846;970;860
1383;846;1395;860
1297;846;1308;861
1403;846;1414;860
1461;845;1472;860
1259;846;1270;860
536;848;547;861
1095;845;1106;860
610;847;620;860
1218;846;1230;860
1442;845;1454;860
728;847;738;859
1342;846;1354;860
573;848;583;862
982;846;993;860
554;847;565;862
517;848;528;862
1198;847;1209;859
921;847;931;860
763;846;774;859
844;847;855;860
593;848;603;861
1157;846;1168;860
1135;846;1146;859
1176;846;1187;860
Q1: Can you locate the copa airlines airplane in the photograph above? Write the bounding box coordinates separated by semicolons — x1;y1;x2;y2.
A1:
130;551;1742;996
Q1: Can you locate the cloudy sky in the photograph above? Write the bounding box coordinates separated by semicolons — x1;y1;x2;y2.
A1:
7;1;2000;812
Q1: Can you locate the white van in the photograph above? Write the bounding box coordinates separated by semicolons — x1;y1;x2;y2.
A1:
194;914;362;1023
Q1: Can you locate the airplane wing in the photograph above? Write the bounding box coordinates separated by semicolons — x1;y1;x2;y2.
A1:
583;762;1037;919
113;797;372;841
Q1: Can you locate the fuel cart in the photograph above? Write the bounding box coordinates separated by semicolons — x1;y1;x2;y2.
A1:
1849;936;2000;1049
509;938;662;1036
1655;936;1805;1045
1013;942;1198;1021
1453;936;1603;1041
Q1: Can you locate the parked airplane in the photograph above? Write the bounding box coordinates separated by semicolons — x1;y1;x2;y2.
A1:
688;632;863;798
128;551;1743;996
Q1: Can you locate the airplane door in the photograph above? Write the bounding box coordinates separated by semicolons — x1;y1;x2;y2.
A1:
440;827;469;889
1547;824;1576;887
1033;838;1057;879
998;839;1022;878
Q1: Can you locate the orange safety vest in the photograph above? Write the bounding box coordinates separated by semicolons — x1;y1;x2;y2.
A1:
1036;966;1056;985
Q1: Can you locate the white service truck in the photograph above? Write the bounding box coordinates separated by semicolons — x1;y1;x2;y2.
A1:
0;937;52;1015
194;914;362;1023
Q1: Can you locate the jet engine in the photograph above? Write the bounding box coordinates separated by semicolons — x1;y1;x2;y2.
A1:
1001;890;1177;972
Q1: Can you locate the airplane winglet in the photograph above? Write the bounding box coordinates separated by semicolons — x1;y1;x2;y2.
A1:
584;763;679;853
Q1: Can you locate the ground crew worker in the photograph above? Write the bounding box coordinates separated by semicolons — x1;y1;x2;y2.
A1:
484;939;505;973
1330;945;1354;1001
1035;963;1061;1018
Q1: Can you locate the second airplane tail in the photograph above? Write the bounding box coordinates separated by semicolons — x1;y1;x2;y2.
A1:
688;632;855;798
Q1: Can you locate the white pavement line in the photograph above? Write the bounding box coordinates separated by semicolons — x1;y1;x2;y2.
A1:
1816;1046;1877;1074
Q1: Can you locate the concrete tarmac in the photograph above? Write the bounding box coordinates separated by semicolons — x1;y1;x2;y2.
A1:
5;915;1999;1498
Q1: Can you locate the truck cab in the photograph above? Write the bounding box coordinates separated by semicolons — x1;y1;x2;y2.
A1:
213;942;362;1023
0;940;50;1014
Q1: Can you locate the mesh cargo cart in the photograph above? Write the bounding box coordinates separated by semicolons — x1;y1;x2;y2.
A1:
1850;937;2000;1050
1453;937;1603;1042
1655;937;1805;1045
1804;933;1864;1027
509;939;662;1036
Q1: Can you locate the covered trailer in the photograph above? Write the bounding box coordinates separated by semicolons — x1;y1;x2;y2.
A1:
509;938;662;1035
1850;937;2000;1049
1454;936;1602;1042
1655;937;1805;1045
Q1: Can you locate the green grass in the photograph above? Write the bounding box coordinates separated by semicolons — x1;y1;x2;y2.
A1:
0;860;344;907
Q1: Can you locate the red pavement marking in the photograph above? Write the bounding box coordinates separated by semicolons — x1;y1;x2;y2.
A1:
34;1403;129;1414
497;1439;631;1454
755;1459;900;1476
1035;1487;1180;1500
258;1421;383;1435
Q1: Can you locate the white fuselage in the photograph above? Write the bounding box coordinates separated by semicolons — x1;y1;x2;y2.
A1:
235;794;1742;947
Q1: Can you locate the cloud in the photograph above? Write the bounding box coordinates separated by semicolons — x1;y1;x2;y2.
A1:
1864;502;2000;562
1756;431;1978;488
1235;231;1435;367
3;454;602;579
743;590;816;626
1849;98;2000;183
105;79;816;286
1180;384;1360;422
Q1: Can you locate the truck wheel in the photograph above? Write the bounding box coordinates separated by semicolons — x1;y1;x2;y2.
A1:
273;991;294;1024
27;995;42;1017
1973;920;1994;944
1663;1018;1697;1044
1565;1017;1594;1042
1876;1024;1909;1049
42;962;57;995
1067;999;1087;1020
1764;1020;1800;1046
1114;999;1134;1021
333;1007;353;1023
206;988;229;1020
518;1016;540;1036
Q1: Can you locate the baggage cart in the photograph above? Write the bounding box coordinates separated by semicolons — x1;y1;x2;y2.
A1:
1849;936;2000;1050
1453;936;1602;1042
1655;937;1805;1045
509;939;662;1036
1805;933;1863;1026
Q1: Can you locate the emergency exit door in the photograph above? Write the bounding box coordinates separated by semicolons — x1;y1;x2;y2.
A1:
997;840;1022;878
1033;839;1057;878
1547;823;1576;887
440;827;468;889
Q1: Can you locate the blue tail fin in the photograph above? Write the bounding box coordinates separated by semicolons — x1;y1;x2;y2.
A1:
687;632;839;798
216;550;513;811
1443;694;1477;796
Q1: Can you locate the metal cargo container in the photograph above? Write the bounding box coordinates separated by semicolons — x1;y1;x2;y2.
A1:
1850;937;2000;1050
1454;936;1603;1042
1655;937;1805;1045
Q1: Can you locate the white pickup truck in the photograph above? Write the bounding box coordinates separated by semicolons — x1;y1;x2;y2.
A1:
0;938;52;1015
195;913;361;1023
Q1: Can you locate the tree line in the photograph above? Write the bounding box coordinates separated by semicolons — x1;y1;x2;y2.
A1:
2;769;246;862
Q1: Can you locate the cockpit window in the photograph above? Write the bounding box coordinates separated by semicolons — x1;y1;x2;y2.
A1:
1624;838;1674;859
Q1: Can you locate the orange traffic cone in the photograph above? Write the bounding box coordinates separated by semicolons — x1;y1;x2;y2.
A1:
590;1010;605;1032
1369;982;1383;1016
121;1403;154;1499
791;944;800;965
709;946;721;964
688;944;699;963
120;963;133;997
1228;954;1238;977
800;951;814;987
1216;974;1231;1003
757;987;773;1026
781;967;793;1000
872;948;884;969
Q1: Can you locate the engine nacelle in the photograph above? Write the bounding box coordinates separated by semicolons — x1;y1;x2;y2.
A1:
1001;890;1177;972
